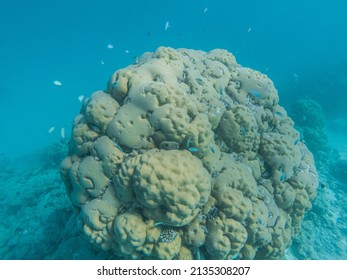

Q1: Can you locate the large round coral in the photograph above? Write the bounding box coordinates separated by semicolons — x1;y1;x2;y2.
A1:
60;47;318;259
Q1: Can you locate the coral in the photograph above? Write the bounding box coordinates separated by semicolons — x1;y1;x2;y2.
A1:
291;99;326;129
217;105;260;159
205;215;248;259
113;212;147;256
82;91;120;133
301;127;328;152
77;187;121;250
290;99;327;153
115;149;211;227
61;47;318;259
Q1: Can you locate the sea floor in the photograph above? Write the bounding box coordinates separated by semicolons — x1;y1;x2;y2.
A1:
0;143;112;260
286;118;347;259
0;120;346;260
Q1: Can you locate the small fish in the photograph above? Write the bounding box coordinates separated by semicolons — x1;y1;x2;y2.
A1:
200;225;208;234
48;127;55;134
196;78;204;85
293;73;299;82
275;111;283;117
60;127;65;139
78;95;84;102
100;60;105;65
247;27;252;32
114;143;123;152
188;147;199;152
240;125;246;136
107;44;114;49
125;49;130;54
154;222;165;227
279;172;286;182
206;206;219;220
294;138;300;145
186;137;191;148
164;21;170;31
53;80;62;86
219;87;224;97
249;89;262;99
203;7;208;13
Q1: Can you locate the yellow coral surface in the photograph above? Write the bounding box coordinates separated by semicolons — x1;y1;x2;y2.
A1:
61;47;318;259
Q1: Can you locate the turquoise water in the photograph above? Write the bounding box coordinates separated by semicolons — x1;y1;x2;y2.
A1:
0;0;346;259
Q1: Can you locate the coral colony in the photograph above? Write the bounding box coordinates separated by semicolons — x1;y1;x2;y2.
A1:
61;47;318;260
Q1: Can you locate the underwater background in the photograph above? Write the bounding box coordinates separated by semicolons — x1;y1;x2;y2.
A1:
0;0;346;259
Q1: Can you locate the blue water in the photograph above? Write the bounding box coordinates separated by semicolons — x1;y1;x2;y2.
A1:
0;0;346;259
